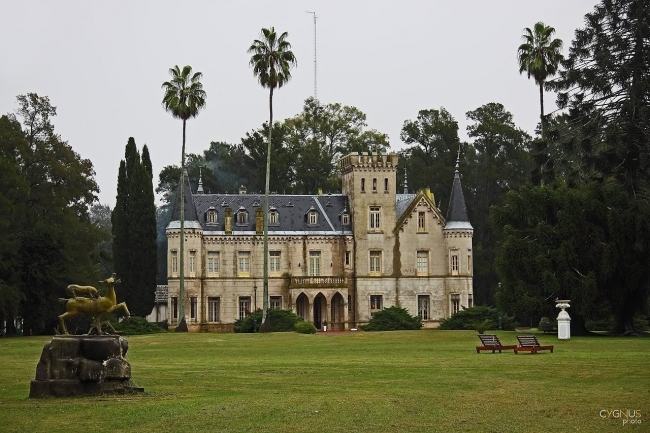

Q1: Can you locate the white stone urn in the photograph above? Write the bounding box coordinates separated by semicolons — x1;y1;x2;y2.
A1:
555;299;571;340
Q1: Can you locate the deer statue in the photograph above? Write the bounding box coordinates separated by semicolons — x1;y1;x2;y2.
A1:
58;274;130;335
66;284;99;299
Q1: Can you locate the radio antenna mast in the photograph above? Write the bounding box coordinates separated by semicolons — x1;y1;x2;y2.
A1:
306;11;317;100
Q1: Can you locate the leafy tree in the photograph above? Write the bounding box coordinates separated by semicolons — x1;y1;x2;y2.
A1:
464;103;532;305
161;65;207;329
285;97;389;194
399;108;461;212
517;22;564;133
112;138;157;317
0;94;103;334
492;180;650;335
552;0;650;199
248;27;297;331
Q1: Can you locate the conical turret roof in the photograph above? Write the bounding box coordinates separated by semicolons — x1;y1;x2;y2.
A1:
445;157;472;230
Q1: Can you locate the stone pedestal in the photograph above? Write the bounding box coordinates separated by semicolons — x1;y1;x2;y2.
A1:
30;335;141;398
556;300;571;340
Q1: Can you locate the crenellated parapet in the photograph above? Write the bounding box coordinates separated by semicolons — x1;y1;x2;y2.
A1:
339;151;398;174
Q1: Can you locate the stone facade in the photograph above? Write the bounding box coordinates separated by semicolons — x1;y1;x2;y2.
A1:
166;152;473;331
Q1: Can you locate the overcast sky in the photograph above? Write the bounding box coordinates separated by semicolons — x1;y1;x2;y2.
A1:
1;0;597;207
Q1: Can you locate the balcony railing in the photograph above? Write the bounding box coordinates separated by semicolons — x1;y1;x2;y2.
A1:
290;276;348;288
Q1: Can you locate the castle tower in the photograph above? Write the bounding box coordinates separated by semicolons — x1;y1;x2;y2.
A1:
443;157;474;312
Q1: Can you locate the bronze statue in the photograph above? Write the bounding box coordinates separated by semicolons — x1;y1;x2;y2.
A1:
58;274;130;335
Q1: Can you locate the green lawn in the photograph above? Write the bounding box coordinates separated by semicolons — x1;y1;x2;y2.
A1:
0;331;647;432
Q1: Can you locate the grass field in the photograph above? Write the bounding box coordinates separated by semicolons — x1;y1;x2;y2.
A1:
0;330;647;432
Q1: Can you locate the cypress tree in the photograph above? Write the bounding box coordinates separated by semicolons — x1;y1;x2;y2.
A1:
112;138;157;317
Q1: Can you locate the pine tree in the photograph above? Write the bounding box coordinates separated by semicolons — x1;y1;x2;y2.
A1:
112;138;157;317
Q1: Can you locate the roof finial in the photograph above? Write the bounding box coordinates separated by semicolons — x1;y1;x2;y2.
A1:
403;166;409;194
456;145;461;172
197;167;204;194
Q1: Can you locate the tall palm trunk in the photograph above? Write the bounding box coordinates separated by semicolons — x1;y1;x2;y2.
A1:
260;86;274;331
539;82;545;136
178;118;187;328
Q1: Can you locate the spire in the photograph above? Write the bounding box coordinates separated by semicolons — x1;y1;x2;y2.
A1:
445;148;472;230
171;170;199;223
197;168;204;194
403;166;409;194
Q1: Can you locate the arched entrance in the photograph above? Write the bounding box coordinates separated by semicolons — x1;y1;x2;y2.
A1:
313;293;326;330
330;292;345;331
296;293;309;321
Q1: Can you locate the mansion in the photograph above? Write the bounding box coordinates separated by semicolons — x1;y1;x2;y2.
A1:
166;152;473;331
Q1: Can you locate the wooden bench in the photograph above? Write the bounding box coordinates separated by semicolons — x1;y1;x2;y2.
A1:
476;334;516;353
514;335;554;354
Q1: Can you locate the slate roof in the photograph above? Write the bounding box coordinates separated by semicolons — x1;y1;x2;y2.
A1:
396;193;417;220
445;164;473;230
155;285;168;303
170;185;352;234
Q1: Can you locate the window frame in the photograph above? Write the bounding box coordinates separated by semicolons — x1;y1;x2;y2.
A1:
417;211;426;233
270;296;282;309
238;251;251;277
309;251;321;276
269;251;281;274
369;206;381;231
208;297;220;322
369;250;382;276
370;295;383;316
416;250;428;276
418;295;430;320
207;251;220;276
239;296;251;320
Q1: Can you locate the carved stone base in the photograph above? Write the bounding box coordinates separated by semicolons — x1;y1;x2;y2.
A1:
30;335;142;398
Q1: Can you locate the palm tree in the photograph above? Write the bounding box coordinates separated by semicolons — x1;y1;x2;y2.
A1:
517;22;563;134
161;65;206;330
248;27;297;331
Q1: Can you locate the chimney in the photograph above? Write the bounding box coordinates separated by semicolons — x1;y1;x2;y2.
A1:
239;185;247;195
255;207;263;234
318;188;323;195
225;207;233;234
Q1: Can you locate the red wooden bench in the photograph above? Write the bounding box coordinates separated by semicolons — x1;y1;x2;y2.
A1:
476;334;516;353
514;335;554;354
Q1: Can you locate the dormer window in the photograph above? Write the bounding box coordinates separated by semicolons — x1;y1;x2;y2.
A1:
341;212;350;225
308;211;318;225
269;208;279;225
236;207;248;225
206;207;217;224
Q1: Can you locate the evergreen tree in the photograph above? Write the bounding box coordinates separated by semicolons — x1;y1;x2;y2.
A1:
112;138;157;317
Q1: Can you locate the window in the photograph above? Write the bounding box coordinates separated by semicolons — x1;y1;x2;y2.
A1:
372;178;377;192
341;213;349;225
369;206;381;231
238;251;251;276
309;251;321;276
384;178;389;192
269;251;281;274
207;252;219;276
451;252;459;276
237;210;248;225
361;178;365;192
208;297;220;322
189;251;196;274
418;295;430;320
269;210;279;224
369;251;382;275
345;251;351;267
417;251;428;276
190;296;197;321
207;209;217;224
468;294;473;309
370;295;383;316
270;296;282;309
451;294;460;314
239;297;251;320
171;296;178;320
468;249;472;274
171;251;178;274
417;212;426;232
308;211;318;225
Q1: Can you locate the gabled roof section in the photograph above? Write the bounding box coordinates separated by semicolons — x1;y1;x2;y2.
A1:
394;190;445;233
445;159;473;230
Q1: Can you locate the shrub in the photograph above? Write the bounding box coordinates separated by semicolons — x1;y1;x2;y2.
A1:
438;306;516;331
234;308;303;333
294;322;317;334
360;306;422;331
111;316;167;335
538;317;555;333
